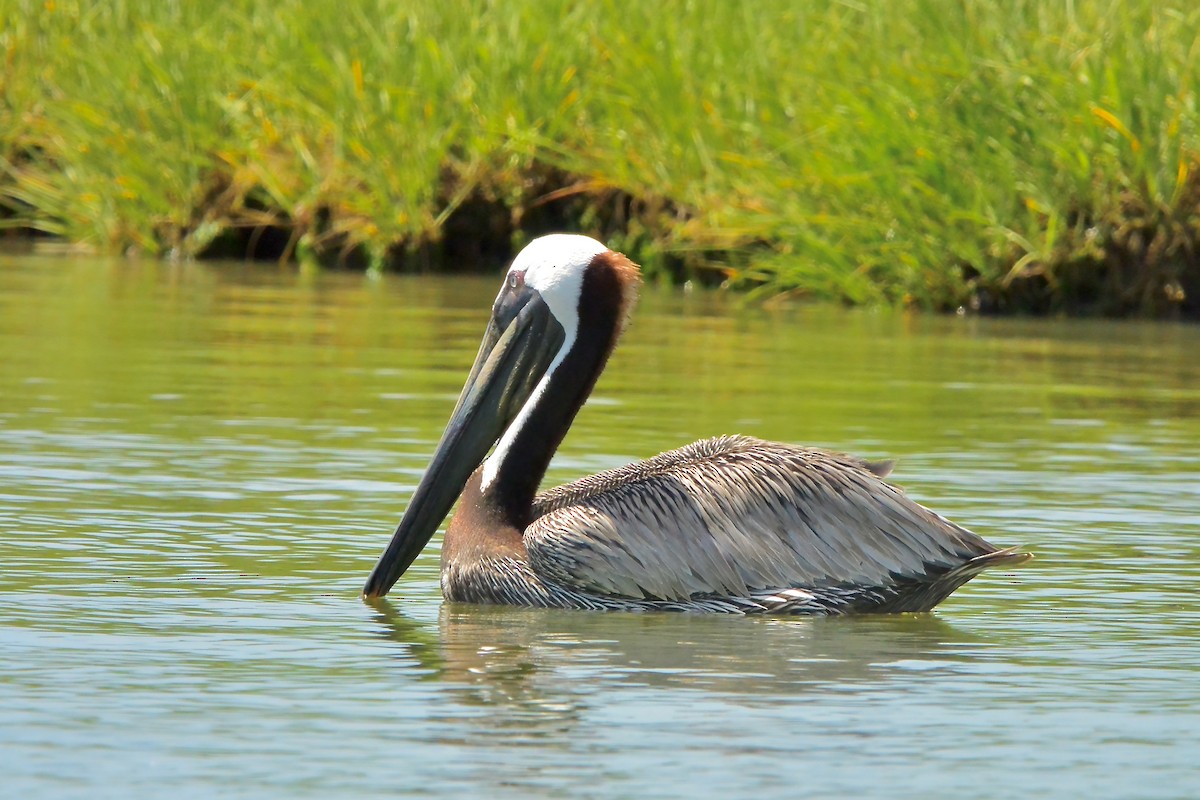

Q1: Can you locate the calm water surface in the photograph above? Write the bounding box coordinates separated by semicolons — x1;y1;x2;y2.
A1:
1;255;1197;798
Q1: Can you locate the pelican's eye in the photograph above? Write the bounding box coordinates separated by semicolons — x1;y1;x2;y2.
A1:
493;269;532;323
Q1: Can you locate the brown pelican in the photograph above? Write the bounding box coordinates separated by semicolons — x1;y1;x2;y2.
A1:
363;234;1029;612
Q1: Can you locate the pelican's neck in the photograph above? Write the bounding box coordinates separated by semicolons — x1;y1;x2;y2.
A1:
480;257;630;526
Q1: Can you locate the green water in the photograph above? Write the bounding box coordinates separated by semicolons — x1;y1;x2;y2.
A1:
1;255;1197;798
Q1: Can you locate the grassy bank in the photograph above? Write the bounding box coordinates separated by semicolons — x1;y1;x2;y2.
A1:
2;0;1199;315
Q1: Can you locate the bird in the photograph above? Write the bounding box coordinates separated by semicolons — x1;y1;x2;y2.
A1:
362;234;1030;613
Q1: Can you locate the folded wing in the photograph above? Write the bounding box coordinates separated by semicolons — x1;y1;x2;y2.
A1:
526;435;1006;601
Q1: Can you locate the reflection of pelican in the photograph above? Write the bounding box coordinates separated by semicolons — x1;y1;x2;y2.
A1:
364;235;1029;612
368;600;978;698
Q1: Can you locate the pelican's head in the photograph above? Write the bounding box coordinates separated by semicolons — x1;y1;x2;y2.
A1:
363;234;640;598
504;233;640;346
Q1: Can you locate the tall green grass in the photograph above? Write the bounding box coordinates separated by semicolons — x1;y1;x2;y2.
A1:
2;0;1198;313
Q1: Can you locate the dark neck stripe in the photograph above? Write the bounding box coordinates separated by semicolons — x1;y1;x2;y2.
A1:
486;257;626;526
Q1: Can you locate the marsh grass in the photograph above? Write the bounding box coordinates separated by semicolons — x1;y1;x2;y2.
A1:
2;0;1198;314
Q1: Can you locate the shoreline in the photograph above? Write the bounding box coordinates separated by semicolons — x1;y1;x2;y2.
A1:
3;1;1197;317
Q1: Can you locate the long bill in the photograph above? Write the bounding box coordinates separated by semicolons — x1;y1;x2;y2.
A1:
362;287;564;598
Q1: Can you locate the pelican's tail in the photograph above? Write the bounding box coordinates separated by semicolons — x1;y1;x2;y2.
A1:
868;546;1033;614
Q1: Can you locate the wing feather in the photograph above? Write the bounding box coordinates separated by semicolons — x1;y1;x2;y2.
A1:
526;435;1001;601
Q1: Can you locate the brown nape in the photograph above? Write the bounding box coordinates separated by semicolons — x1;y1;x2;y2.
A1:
592;249;643;336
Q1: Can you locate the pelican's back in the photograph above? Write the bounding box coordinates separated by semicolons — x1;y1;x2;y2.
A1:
526;435;1028;613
